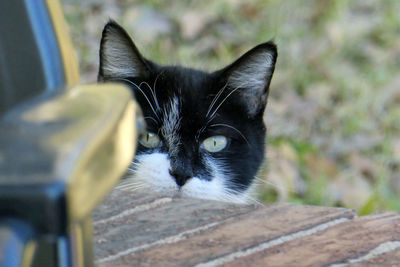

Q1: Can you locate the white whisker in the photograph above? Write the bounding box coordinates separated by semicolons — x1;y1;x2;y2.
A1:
116;180;147;191
152;71;165;111
139;81;161;112
113;78;160;121
254;176;294;194
206;82;228;118
207;86;241;123
144;116;158;125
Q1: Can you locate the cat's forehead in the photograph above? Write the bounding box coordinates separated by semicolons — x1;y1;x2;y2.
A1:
132;66;212;133
153;66;211;97
155;67;209;123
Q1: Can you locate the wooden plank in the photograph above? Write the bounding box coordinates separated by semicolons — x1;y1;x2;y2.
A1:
347;246;400;266
94;190;400;266
95;199;354;266
93;190;258;261
224;212;400;267
92;190;168;221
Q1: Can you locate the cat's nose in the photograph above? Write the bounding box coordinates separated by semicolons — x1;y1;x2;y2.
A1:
169;168;192;187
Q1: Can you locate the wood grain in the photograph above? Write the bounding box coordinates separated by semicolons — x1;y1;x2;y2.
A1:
93;189;400;267
226;212;400;267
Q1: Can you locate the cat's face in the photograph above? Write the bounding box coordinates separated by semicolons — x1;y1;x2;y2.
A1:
98;21;277;203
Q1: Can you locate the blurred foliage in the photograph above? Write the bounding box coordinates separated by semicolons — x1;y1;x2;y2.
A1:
62;0;400;214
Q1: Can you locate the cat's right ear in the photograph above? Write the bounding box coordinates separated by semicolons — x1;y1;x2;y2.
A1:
215;42;277;117
98;20;150;81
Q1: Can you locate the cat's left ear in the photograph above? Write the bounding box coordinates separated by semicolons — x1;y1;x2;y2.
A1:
98;20;150;81
217;42;277;117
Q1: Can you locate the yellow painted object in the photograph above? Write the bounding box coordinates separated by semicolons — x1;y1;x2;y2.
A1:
46;0;80;85
22;84;138;221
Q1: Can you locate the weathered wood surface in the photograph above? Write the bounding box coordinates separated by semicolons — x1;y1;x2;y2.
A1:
93;189;400;267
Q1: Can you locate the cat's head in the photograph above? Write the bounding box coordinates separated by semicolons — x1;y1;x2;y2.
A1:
99;21;277;203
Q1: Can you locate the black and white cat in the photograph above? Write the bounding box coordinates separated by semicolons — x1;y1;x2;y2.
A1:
98;21;277;203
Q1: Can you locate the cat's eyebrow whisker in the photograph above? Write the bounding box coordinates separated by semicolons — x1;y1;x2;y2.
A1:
139;81;161;112
143;116;158;125
206;82;228;118
209;123;250;145
113;78;160;121
207;86;241;123
152;71;164;110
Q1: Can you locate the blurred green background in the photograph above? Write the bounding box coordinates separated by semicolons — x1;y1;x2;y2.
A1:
62;0;400;214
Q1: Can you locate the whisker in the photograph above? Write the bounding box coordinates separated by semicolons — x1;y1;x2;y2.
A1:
118;179;137;184
116;180;147;190
206;82;228;118
112;78;160;121
118;182;145;187
118;185;146;192
116;183;137;189
207;86;241;123
144;116;158;125
220;185;261;205
139;81;161;112
116;183;142;190
254;176;295;194
152;71;164;111
244;194;265;206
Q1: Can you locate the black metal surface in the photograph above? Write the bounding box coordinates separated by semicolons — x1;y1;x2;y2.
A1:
0;183;67;235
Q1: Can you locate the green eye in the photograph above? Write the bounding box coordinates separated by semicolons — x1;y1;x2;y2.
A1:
139;132;161;148
202;136;227;153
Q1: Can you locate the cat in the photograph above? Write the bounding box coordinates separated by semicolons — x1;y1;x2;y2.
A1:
98;21;277;203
